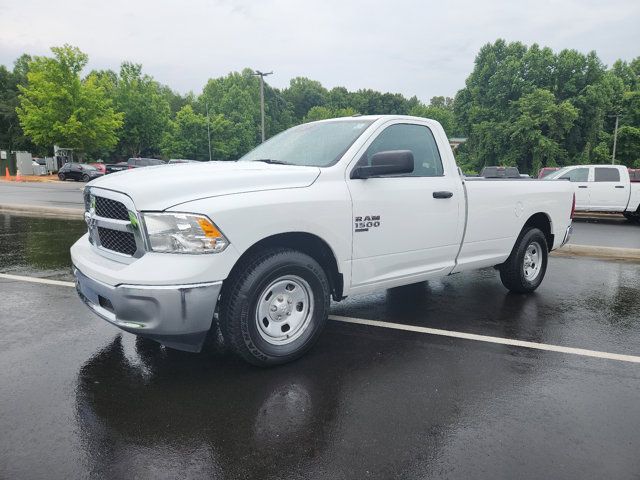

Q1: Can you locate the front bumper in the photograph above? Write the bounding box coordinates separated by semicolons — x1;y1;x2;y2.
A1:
560;225;573;247
73;266;222;352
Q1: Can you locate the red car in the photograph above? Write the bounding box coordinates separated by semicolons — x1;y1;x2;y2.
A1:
88;163;107;174
537;167;560;179
629;169;640;182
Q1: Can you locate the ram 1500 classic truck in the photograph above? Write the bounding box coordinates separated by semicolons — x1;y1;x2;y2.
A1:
72;115;574;365
544;164;640;222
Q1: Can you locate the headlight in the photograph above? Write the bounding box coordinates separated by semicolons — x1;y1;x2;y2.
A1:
142;213;229;254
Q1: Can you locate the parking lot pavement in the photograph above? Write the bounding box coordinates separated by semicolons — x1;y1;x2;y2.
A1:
570;217;640;249
0;180;84;210
1;215;640;479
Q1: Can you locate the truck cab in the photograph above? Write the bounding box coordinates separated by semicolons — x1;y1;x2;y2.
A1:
544;164;640;214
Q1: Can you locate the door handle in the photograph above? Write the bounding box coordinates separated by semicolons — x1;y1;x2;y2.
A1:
433;191;453;199
615;185;624;189
578;186;588;188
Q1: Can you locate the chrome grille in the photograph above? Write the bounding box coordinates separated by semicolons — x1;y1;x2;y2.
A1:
85;188;144;261
97;227;137;256
95;197;129;220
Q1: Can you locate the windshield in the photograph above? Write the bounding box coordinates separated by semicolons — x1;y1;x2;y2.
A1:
239;119;374;167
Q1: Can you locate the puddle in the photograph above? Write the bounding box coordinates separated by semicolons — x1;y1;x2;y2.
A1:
0;214;87;281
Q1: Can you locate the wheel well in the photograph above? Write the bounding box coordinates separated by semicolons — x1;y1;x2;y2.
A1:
232;232;344;301
523;213;553;250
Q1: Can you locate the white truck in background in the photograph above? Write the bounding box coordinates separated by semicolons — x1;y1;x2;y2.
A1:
544;165;640;222
71;115;574;366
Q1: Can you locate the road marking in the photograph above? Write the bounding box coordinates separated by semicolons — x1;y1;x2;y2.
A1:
0;273;75;288
329;315;640;364
2;273;639;364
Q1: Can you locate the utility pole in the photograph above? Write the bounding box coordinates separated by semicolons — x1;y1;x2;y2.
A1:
206;102;212;161
253;70;273;142
611;114;620;165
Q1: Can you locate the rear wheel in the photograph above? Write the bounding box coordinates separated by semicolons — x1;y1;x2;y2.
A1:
623;212;639;223
499;228;548;293
58;173;66;181
219;248;330;366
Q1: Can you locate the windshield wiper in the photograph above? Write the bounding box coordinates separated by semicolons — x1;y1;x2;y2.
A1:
251;159;292;165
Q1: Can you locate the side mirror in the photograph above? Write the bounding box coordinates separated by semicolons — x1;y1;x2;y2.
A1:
351;150;414;179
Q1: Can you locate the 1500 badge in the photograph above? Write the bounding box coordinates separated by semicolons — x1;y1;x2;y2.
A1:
354;215;381;232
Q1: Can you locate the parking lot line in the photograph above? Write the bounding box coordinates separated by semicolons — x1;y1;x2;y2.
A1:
2;273;638;365
0;273;76;288
329;315;640;364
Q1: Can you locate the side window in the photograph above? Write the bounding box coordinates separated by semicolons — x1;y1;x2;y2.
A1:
359;124;444;177
594;167;620;182
560;167;589;182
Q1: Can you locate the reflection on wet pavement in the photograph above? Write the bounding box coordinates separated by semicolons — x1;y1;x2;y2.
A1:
0;213;85;280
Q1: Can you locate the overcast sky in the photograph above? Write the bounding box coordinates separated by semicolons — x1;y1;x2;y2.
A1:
1;0;638;102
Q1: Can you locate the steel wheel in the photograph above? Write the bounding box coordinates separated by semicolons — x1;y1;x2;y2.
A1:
523;241;542;281
255;275;314;346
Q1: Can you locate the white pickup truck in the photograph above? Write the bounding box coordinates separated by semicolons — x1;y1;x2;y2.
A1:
72;115;574;365
544;165;640;221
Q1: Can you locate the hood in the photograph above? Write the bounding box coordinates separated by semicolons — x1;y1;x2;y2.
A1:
88;161;321;211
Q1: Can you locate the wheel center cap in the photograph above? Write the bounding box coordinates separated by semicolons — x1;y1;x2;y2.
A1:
269;296;290;321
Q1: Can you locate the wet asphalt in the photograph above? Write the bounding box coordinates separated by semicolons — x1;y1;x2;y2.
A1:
1;213;640;479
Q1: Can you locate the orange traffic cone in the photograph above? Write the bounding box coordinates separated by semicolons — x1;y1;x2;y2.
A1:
4;167;10;181
15;169;22;182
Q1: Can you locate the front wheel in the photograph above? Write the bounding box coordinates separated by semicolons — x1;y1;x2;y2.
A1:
219;248;330;366
58;173;66;181
82;174;90;182
499;228;548;293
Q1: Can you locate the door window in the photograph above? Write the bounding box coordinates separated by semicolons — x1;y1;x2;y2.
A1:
559;167;589;182
359;124;444;177
594;168;620;182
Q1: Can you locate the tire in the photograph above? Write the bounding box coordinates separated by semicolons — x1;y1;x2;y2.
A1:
623;212;639;223
219;248;330;366
499;228;548;293
82;174;90;182
58;173;66;181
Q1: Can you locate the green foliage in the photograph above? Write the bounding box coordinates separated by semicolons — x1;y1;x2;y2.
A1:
283;77;327;120
0;55;37;154
615;126;640;167
454;39;640;174
161;104;237;160
16;45;123;158
110;62;171;157
303;106;357;122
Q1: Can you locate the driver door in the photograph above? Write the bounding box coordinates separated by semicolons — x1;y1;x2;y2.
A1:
347;121;463;291
558;166;590;209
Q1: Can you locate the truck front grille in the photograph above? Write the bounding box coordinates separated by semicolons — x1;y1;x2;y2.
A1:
95;197;129;220
97;227;137;256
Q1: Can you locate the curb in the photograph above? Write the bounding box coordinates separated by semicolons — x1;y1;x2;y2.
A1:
1;176;60;183
552;244;640;262
0;203;84;220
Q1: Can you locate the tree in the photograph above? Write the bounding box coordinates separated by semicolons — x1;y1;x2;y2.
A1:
110;62;171;158
615;126;640;167
453;39;625;174
16;45;122;158
0;56;37;154
283;77;327;121
161;104;238;160
303;106;356;122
